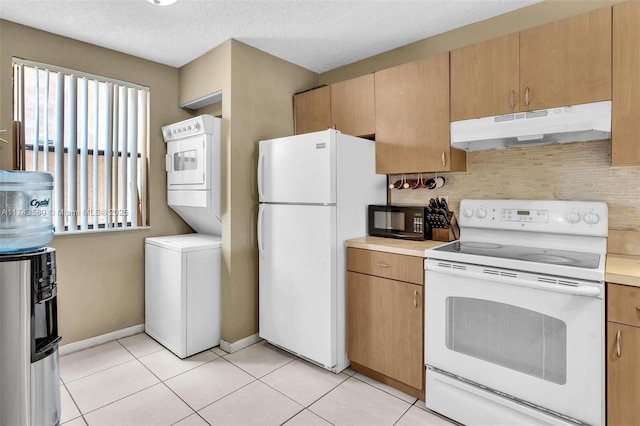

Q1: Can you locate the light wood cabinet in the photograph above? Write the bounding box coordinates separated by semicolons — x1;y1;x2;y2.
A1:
331;74;375;138
294;75;374;138
375;53;466;174
293;86;331;135
451;7;611;121
520;7;611;111
607;282;640;425
347;247;425;399
450;33;520;121
612;1;640;166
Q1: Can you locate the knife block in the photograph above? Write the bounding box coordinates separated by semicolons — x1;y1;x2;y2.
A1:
431;212;460;242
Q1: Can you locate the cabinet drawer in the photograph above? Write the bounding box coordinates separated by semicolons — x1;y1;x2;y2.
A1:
608;283;640;327
347;248;423;285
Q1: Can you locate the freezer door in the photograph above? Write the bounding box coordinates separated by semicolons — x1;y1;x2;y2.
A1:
258;131;336;204
258;203;337;368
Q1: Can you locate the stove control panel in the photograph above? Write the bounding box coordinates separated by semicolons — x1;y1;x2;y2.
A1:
458;199;608;236
501;208;549;223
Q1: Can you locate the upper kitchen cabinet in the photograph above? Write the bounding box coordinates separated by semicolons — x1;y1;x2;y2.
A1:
450;7;611;121
375;53;466;174
450;33;520;121
612;1;640;166
293;86;331;135
330;74;376;138
519;7;611;111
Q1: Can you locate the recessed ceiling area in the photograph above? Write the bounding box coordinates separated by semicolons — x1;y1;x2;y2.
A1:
0;0;540;73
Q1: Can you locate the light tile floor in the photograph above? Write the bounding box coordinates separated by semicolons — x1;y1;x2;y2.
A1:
59;333;458;426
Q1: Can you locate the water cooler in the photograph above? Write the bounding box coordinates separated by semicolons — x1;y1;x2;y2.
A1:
0;171;61;425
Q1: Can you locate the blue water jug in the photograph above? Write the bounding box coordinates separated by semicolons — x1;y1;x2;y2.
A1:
0;171;54;253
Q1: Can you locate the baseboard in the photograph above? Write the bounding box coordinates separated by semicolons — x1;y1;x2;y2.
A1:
219;333;262;354
59;324;145;356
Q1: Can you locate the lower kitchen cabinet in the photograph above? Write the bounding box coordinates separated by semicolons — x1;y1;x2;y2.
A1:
607;282;640;425
346;247;424;399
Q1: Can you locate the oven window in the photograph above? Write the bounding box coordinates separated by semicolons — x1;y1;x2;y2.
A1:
174;150;198;171
445;297;567;385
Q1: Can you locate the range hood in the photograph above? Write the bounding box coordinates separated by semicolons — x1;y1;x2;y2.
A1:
450;100;611;152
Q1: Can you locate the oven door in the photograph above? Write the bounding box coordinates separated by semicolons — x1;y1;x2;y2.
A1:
424;259;603;426
166;134;209;190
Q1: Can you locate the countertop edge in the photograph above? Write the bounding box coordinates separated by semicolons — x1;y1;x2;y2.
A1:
606;254;640;288
345;236;448;257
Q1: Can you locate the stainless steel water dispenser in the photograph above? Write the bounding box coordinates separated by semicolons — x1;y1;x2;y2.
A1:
0;248;61;425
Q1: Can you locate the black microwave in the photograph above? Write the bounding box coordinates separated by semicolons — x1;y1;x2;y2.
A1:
367;205;431;240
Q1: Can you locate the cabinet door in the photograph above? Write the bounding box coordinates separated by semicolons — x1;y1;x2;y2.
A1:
293;86;331;135
450;33;520;121
331;74;375;137
375;53;463;174
607;322;640;426
347;271;423;389
612;1;640;166
519;7;611;111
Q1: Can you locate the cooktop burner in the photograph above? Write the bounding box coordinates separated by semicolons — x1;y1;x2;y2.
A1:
434;241;601;269
459;242;503;249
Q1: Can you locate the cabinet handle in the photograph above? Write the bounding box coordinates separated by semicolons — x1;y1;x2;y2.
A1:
413;290;418;308
616;330;621;357
441;151;446;167
375;262;390;268
510;90;515;109
525;87;530;106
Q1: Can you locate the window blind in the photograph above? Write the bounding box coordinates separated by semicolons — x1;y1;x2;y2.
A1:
12;58;149;232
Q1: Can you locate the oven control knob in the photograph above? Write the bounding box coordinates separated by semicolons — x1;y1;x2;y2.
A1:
463;208;474;218
565;211;581;224
475;208;487;219
584;212;600;225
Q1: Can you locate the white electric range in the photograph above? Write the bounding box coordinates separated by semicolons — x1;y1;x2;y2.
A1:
425;199;607;426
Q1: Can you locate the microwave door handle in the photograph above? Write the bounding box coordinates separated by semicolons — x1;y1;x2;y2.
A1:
425;261;602;298
257;152;265;202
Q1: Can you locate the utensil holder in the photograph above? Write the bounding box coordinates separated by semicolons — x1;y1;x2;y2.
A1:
431;212;460;242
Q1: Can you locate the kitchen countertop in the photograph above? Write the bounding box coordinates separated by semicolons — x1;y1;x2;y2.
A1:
347;237;640;287
345;236;449;257
606;254;640;287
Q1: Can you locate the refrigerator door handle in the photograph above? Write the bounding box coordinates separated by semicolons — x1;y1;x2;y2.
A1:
257;152;266;202
257;205;265;258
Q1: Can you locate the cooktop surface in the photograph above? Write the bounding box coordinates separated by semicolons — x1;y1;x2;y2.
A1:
433;241;601;270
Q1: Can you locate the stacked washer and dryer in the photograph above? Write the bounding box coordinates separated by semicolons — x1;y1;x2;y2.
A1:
144;115;223;359
0;171;61;425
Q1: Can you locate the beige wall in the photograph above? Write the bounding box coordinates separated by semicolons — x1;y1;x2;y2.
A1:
0;20;193;344
320;0;623;85
179;40;317;343
391;141;640;231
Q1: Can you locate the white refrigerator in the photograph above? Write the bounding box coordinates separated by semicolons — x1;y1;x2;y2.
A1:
257;129;386;373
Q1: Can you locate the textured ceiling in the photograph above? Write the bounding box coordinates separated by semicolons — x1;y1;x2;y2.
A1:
0;0;539;73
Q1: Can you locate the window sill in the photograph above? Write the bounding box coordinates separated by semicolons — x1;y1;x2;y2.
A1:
54;226;151;237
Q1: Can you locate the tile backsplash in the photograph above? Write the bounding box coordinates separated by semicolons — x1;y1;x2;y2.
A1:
390;140;640;231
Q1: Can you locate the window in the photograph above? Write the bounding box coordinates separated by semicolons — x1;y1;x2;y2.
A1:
12;58;149;232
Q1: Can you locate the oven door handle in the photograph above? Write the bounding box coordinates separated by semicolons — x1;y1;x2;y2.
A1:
426;262;602;297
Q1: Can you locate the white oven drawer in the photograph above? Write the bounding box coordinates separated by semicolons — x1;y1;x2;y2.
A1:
426;368;578;426
424;260;604;426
